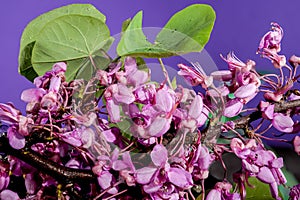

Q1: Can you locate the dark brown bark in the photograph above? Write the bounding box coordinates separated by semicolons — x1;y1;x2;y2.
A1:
0;136;96;184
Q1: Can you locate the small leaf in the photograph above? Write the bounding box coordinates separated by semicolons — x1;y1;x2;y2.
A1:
246;177;274;200
19;4;107;82
121;18;132;32
117;11;170;58
228;93;235;99
31;15;113;81
171;76;177;90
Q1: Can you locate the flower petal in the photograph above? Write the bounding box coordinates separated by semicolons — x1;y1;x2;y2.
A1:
257;166;275;184
151;144;168;167
7;127;25;150
0;189;20;200
136;167;157;184
147;116;170;138
234;83;257;99
188;95;203;120
272;113;293;133
206;189;221;200
21;88;46;103
223;99;243;118
168;167;193;189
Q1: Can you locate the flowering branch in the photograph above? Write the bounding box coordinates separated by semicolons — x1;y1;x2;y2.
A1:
0;136;96;183
0;4;300;199
235;99;300;129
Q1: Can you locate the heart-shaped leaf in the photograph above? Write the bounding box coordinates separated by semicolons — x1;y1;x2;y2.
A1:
117;11;171;58
31;15;113;81
18;4;107;82
156;4;215;54
117;4;215;58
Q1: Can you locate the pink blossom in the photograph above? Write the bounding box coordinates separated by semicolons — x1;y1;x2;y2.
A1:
289;184;300;200
230;138;286;200
136;144;193;196
0;189;20;200
234;83;257;99
293;136;300;155
260;101;275;120
258;22;283;53
272;113;294;133
206;181;241;200
178;63;213;89
223;99;243;118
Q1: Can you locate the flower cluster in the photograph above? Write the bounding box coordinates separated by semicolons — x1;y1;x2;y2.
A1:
0;22;299;200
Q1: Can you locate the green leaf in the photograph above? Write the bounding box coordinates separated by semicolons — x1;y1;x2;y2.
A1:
246;177;274;200
117;4;215;58
278;168;298;200
171;76;177;90
121;18;132;32
18;4;106;82
117;11;171;58
18;42;39;82
228;93;235;99
221;115;240;123
31;15;113;81
156;4;215;54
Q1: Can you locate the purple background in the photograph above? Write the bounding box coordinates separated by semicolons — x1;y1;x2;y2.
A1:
1;0;300;110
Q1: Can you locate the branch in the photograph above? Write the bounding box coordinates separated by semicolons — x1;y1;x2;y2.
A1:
0;136;96;184
235;99;300;129
203;99;300;144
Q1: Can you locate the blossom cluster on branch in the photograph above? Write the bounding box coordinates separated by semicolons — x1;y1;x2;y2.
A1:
0;22;299;200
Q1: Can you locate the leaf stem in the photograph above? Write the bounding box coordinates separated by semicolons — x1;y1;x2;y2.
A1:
158;58;173;90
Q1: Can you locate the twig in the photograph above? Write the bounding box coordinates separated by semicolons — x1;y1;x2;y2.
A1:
0;136;96;183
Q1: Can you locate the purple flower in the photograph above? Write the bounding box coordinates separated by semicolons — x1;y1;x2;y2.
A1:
289;184;300;200
236;70;260;87
272;113;294;133
0;103;34;149
234;83;257;99
21;88;46;103
0;103;20;124
33;62;66;88
206;181;241;200
92;150;119;195
221;52;253;72
104;83;135;123
0;171;9;191
223;99;243;118
60;127;95;148
230;138;286;200
136;144;193;196
133;83;156;104
129;87;175;138
96;62;121;86
257;23;286;68
258;22;283;53
192;144;214;180
124;57;149;87
7;126;25;149
260;101;275;120
293;136;300;156
178;63;213;89
0;189;20;200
